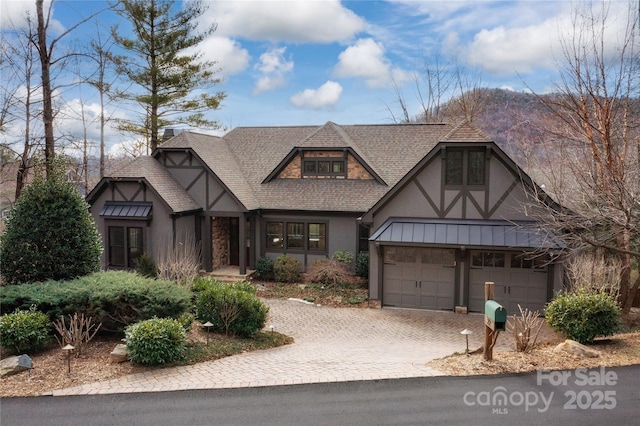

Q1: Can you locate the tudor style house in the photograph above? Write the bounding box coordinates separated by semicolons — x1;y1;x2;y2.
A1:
87;121;563;313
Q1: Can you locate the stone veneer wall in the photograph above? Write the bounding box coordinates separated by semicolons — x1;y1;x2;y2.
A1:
212;217;230;269
347;154;372;179
277;152;373;180
278;157;301;178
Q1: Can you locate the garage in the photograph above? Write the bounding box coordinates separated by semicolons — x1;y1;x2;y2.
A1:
468;250;549;313
382;247;456;310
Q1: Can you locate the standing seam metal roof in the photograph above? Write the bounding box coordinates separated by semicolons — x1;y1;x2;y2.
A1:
370;218;564;249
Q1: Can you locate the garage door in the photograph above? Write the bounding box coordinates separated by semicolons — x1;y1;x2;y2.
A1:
468;251;549;314
383;247;456;310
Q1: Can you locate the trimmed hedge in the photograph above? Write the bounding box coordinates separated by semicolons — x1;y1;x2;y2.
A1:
125;317;186;365
0;271;191;332
0;307;51;354
545;290;621;344
194;278;268;337
273;255;300;283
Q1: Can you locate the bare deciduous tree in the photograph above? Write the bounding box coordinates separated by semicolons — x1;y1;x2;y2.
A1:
389;57;486;124
1;11;43;200
528;0;640;313
33;0;105;178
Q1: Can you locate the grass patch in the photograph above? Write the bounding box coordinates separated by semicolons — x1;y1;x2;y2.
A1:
179;331;293;365
257;281;368;307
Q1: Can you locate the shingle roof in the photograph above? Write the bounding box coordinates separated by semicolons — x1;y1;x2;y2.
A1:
441;120;492;143
110;156;201;214
110;121;488;213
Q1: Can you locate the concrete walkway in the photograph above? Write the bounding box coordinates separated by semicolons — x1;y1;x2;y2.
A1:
51;299;555;396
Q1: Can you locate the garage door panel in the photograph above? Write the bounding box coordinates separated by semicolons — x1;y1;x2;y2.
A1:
469;251;549;313
383;247;455;310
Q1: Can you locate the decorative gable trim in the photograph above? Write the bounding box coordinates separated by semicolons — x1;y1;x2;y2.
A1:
153;147;249;212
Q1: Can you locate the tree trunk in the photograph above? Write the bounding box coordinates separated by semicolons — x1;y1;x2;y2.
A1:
36;0;55;178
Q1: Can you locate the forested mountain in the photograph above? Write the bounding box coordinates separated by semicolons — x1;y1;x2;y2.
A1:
445;88;553;167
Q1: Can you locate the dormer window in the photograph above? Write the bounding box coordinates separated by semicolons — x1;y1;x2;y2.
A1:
302;157;346;178
445;148;486;186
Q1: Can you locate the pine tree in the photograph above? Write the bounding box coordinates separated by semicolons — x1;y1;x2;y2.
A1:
111;0;225;151
0;162;103;284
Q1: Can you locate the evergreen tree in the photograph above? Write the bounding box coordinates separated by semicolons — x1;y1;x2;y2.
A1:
111;0;225;151
0;162;103;284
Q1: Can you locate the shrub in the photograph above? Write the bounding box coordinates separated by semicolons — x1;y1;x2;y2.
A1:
545;290;621;344
273;255;300;283
194;279;269;337
176;312;195;332
332;250;354;266
155;232;201;287
134;253;157;278
0;162;102;285
53;312;101;357
355;252;369;279
507;305;544;353
307;259;351;288
0;271;191;332
255;256;274;280
0;307;51;354
125;317;187;365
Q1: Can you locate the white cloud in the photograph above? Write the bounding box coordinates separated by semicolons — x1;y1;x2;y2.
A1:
466;20;560;75
256;47;293;74
205;0;365;43
253;47;293;95
290;81;342;109
334;38;410;88
197;36;250;77
0;0;64;33
254;76;287;95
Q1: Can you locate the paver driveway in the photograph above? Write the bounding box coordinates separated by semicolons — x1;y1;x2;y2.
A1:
51;299;550;396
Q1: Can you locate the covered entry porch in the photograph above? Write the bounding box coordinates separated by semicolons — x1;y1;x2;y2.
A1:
202;214;255;275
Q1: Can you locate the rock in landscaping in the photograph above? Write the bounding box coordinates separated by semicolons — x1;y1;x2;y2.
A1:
109;344;129;363
0;354;33;377
553;339;600;358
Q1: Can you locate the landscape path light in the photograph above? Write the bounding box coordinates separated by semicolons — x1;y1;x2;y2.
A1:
202;321;213;344
460;329;473;355
62;344;75;374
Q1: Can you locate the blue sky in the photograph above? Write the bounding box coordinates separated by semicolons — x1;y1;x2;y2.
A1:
0;0;635;154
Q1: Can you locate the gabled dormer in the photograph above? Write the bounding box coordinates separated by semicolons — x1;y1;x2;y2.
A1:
261;122;386;184
439;121;493;189
262;147;385;183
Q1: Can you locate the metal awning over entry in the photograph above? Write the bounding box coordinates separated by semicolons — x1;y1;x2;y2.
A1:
99;201;152;219
370;218;563;249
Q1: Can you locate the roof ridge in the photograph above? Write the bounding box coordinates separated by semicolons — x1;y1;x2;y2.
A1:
441;120;492;142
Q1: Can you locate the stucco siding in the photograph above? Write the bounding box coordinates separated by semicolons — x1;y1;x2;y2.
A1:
89;183;175;270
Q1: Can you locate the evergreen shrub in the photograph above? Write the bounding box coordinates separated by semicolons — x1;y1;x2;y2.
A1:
355;252;369;279
273;255;300;283
194;279;268;337
125;317;186;365
0;271;191;332
0;307;51;353
332;250;354;266
255;256;274;280
0;163;102;284
545;290;621;344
